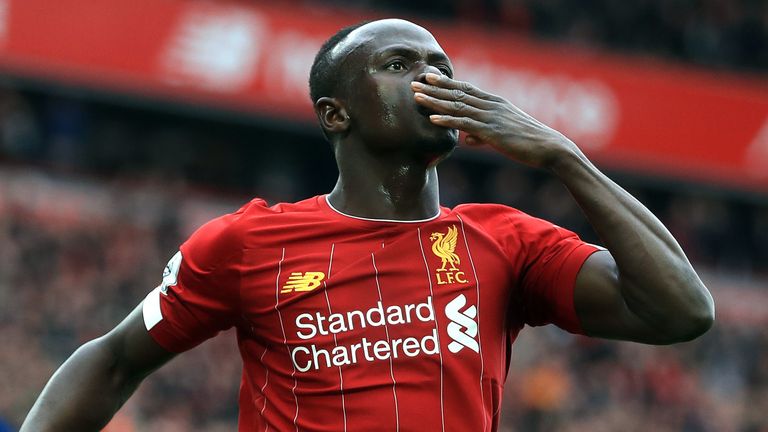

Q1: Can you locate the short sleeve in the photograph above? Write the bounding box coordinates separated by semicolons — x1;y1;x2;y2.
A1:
142;213;243;353
502;210;600;334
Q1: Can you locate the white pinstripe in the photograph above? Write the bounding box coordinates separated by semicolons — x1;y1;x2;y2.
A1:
259;346;270;432
456;215;486;431
322;243;348;432
417;227;445;432
371;253;400;432
274;248;300;431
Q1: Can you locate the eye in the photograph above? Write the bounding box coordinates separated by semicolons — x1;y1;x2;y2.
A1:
437;66;453;77
386;60;407;72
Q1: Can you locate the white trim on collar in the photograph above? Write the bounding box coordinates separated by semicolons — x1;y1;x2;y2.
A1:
324;195;441;223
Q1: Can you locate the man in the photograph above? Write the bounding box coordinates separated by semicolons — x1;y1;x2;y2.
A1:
22;19;714;431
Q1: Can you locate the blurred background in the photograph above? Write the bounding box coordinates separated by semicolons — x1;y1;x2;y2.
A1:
1;0;767;431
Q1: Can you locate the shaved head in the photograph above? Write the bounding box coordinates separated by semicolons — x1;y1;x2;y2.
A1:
329;19;441;69
309;19;444;104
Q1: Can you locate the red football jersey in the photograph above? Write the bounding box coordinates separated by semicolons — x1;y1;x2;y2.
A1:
142;195;599;431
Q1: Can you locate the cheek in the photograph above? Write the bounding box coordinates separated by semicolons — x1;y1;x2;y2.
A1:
376;82;407;127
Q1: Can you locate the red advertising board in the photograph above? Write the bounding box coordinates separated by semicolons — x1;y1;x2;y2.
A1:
1;0;767;190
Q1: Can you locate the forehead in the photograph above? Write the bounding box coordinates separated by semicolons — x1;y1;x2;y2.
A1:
331;19;447;63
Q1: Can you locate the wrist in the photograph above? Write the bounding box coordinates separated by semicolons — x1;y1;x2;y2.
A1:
544;138;589;176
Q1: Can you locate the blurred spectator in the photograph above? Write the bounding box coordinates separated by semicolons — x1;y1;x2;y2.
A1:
0;86;42;160
350;0;768;72
0;4;767;423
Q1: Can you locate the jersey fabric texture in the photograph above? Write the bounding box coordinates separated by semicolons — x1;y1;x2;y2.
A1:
143;195;599;431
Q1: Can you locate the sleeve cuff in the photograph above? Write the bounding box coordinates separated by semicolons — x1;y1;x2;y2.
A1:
555;243;602;335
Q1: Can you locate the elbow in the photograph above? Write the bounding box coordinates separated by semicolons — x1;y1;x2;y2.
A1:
675;306;714;343
693;298;716;337
664;292;715;344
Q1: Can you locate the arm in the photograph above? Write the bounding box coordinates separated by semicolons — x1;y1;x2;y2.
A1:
557;157;713;344
412;72;714;344
21;304;176;431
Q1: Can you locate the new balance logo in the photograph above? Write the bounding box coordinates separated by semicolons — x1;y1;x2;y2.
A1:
281;272;325;294
445;294;479;353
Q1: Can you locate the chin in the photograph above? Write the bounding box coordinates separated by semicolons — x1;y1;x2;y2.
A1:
418;128;459;159
430;125;459;148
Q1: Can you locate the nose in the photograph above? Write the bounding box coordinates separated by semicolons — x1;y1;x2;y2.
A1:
415;65;443;84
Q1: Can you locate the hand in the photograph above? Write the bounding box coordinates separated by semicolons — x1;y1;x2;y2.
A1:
412;73;582;170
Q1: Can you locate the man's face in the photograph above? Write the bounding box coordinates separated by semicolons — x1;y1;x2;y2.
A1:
335;20;459;159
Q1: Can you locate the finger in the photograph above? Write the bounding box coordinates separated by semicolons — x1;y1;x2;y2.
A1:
429;114;487;134
464;135;484;147
415;92;486;119
424;73;501;102
411;81;495;110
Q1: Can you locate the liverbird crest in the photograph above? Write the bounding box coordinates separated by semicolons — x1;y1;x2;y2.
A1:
430;225;461;272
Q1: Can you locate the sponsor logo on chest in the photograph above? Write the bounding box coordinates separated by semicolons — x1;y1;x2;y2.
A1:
289;294;480;372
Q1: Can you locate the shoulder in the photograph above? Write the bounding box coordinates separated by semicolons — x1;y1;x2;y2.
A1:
182;196;322;266
451;202;578;248
190;198;267;242
453;202;521;215
180;198;272;270
452;202;538;229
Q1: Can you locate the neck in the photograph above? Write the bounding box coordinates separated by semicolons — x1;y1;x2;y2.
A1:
328;148;441;221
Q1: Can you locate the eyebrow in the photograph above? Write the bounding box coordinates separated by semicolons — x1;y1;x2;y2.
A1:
374;44;452;66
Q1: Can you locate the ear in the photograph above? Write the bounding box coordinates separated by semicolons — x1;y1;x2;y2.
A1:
315;97;351;136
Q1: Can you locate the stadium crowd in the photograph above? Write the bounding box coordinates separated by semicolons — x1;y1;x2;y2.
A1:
2;0;768;428
353;0;768;72
2;83;768;431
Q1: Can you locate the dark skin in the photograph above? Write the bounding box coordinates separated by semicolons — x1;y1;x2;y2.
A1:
22;19;714;431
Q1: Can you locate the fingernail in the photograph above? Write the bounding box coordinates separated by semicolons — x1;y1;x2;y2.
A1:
414;92;426;99
411;81;425;89
429;114;442;120
425;73;440;81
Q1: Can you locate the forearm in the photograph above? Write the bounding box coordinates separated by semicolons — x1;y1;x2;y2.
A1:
550;149;714;339
21;337;142;431
410;71;713;340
